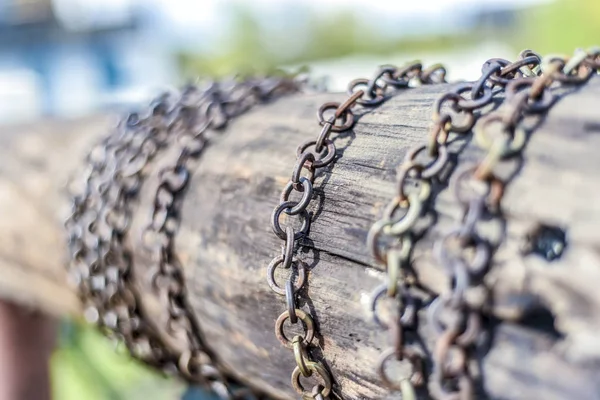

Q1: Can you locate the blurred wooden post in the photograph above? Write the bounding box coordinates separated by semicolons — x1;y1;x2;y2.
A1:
0;301;55;400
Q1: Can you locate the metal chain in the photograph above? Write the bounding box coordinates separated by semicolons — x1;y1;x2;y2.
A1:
429;47;599;400
64;46;600;399
366;50;551;398
66;76;301;399
268;62;447;399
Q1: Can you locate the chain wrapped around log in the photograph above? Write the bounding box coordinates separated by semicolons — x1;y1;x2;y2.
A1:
1;71;600;399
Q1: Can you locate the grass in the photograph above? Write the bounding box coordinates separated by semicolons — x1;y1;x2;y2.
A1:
51;321;184;400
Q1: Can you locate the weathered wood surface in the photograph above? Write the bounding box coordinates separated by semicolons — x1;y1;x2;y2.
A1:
1;78;600;399
0;115;113;316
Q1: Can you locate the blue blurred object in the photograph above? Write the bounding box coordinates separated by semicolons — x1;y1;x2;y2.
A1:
0;0;175;123
181;386;221;400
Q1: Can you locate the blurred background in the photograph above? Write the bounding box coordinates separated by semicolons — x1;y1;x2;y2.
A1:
0;0;597;398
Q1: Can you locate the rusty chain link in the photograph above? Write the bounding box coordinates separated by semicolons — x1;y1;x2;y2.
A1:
429;47;599;400
366;52;535;398
365;49;574;398
367;47;598;399
269;62;446;399
66;75;301;399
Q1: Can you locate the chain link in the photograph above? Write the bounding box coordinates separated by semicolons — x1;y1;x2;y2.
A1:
365;49;583;398
66;76;301;399
266;62;445;398
429;48;598;400
365;57;526;397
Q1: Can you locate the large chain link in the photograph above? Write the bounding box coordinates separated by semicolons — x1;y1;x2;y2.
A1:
426;52;544;399
368;47;599;399
368;50;541;398
268;62;446;399
429;47;599;400
66;76;301;399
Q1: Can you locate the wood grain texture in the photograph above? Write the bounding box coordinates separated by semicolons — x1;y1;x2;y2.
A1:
1;78;600;399
171;79;600;399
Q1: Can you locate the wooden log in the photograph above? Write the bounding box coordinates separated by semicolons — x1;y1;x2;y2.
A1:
0;115;113;316
1;78;600;399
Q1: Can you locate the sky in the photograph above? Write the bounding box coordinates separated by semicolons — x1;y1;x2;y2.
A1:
150;0;551;33
50;0;553;54
153;0;551;16
52;0;552;33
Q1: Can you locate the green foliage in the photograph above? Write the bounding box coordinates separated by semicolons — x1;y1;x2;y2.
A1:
177;6;478;79
51;321;184;400
518;0;600;54
178;0;600;79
